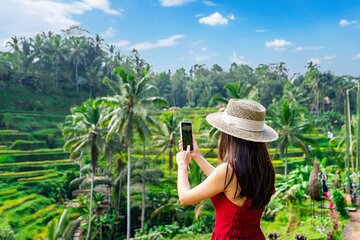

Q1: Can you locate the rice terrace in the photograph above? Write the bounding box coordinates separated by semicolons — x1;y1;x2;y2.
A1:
0;0;359;239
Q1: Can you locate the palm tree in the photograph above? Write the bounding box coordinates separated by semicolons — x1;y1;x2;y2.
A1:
269;99;315;177
45;34;67;89
304;62;321;114
154;110;179;171
68;36;86;94
209;81;258;108
85;62;102;99
331;115;357;171
102;65;169;239
62;99;107;240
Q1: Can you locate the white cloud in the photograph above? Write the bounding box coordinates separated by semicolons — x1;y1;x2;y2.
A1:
227;13;236;21
83;0;122;15
255;29;269;33
293;46;323;52
193;52;218;62
0;0;121;49
351;53;360;60
323;55;336;62
308;55;336;65
191;40;202;46
102;27;115;38
308;58;321;65
230;52;250;65
203;1;217;6
160;0;193;7
112;40;130;48
265;39;293;48
131;34;185;50
199;12;228;26
339;19;358;27
201;47;207;51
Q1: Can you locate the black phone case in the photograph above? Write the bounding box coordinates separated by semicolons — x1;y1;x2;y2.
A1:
181;122;193;151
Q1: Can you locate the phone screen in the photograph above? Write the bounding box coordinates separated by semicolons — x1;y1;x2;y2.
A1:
181;122;193;151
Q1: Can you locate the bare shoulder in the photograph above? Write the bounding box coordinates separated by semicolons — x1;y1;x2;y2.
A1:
214;162;234;183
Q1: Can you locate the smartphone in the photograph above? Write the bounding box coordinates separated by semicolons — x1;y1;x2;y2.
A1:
180;121;193;151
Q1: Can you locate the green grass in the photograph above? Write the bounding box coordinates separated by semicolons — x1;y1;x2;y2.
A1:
0;151;69;163
15;209;63;240
18;172;59;182
0;159;72;168
0;132;33;141
0;194;37;214
2;198;51;221
0;188;17;196
0;145;8;150
0;148;64;155
0;190;27;202
18;204;58;227
0;169;54;178
10;140;48;150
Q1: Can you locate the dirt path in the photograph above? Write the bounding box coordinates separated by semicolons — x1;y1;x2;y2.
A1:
343;194;360;240
343;211;360;239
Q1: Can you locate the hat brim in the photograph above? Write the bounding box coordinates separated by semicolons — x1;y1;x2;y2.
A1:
206;112;278;143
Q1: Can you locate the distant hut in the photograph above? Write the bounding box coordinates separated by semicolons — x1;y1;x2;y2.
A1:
309;161;321;201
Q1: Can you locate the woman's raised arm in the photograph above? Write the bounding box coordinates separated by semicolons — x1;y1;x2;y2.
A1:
179;135;215;176
177;146;229;206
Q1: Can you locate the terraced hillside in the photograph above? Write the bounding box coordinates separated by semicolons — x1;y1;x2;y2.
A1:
0;108;339;239
0;112;78;239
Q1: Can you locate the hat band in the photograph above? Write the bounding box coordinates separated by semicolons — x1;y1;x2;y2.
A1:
221;111;265;132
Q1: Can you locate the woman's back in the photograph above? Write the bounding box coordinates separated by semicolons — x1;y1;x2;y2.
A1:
211;192;265;239
210;164;267;240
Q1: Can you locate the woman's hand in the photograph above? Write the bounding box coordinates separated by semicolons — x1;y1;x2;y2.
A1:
178;135;201;160
176;145;191;169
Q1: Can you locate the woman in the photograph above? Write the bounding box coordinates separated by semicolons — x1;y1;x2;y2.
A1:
176;99;278;239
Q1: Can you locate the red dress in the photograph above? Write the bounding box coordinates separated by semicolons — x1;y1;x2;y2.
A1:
210;192;265;240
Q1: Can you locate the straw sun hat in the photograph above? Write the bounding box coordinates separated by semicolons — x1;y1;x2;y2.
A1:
206;99;278;143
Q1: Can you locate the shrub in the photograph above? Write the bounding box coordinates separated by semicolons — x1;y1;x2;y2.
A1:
0;222;15;240
31;128;63;148
332;189;348;218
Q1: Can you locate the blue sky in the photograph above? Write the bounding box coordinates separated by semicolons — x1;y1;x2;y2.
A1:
1;0;359;76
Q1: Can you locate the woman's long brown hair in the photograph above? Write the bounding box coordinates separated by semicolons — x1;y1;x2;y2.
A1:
218;132;275;209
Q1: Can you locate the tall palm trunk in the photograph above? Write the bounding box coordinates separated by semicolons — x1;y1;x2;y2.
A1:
86;139;97;240
126;142;131;240
89;84;93;99
79;155;82;190
169;147;173;171
115;169;124;239
55;63;59;89
86;168;95;240
109;154;112;206
141;142;146;232
285;144;288;178
75;61;79;94
118;170;123;210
